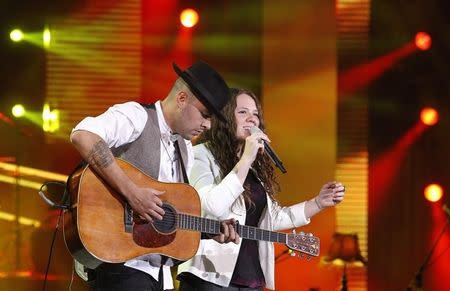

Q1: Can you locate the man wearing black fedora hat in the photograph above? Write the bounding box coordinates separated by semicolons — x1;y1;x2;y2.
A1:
70;61;238;290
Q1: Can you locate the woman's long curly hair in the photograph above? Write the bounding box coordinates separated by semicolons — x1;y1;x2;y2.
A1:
196;88;280;205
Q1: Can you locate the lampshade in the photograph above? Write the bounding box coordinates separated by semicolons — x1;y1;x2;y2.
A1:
324;232;367;265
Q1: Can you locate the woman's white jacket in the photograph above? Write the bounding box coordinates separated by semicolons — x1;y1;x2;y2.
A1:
177;144;310;290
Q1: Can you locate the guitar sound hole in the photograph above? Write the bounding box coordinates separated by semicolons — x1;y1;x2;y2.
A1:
152;203;177;234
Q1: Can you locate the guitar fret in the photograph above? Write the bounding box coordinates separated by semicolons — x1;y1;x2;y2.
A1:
256;228;262;240
271;232;277;242
249;226;255;239
213;219;218;233
177;214;221;234
267;230;271;241
215;219;220;234
244;225;248;238
177;214;182;228
193;216;197;230
211;219;217;234
278;232;286;243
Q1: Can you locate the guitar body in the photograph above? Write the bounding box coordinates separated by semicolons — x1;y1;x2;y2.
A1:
63;159;201;269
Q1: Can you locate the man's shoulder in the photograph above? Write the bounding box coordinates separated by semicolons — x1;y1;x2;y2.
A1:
112;101;148;112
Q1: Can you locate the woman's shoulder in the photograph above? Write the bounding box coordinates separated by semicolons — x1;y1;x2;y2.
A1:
193;142;210;155
193;143;215;162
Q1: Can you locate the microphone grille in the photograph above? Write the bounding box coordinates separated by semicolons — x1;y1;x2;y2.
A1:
250;126;262;135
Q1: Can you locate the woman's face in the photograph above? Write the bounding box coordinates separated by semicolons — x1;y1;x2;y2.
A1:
234;93;260;140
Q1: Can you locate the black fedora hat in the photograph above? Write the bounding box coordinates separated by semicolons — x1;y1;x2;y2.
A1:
173;61;230;122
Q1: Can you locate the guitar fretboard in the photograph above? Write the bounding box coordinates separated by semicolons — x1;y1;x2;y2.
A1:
177;213;287;243
178;213;221;234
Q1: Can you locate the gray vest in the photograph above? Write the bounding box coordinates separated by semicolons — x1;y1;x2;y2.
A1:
112;104;188;181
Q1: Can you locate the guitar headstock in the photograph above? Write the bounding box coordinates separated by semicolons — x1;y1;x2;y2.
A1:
286;231;320;257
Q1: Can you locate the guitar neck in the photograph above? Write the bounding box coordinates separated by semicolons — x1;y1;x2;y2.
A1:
177;213;287;243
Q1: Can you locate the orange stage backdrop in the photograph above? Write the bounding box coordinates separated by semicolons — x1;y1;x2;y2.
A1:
263;1;340;290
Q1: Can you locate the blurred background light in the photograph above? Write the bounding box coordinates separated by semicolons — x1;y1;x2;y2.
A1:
420;107;439;126
12;104;26;118
43;26;51;48
424;183;443;202
415;32;432;51
180;8;199;28
10;29;24;42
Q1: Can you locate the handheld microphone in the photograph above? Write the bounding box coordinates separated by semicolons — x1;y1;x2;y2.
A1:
250;126;287;173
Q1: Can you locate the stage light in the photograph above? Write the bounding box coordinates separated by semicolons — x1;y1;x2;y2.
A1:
12;104;25;118
0;210;41;228
424;183;443;202
42;103;60;132
415;32;431;51
420;107;439;126
10;29;24;42
43;27;51;48
180;8;199;28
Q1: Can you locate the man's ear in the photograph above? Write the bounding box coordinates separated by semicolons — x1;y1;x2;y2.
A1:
176;91;189;109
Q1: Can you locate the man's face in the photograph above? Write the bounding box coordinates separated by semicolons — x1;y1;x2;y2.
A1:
176;92;212;140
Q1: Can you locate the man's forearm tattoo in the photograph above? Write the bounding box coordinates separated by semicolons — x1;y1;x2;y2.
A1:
87;140;114;168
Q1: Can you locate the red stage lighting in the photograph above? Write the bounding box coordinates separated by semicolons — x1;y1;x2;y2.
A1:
420;107;439;126
424;183;443;202
180;8;199;28
415;32;432;51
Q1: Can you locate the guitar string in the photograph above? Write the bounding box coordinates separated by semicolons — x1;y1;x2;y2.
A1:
135;216;317;251
147;212;285;234
133;212;316;246
143;212;299;234
138;213;297;239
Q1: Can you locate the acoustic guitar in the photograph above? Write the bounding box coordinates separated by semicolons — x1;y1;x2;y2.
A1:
63;159;320;270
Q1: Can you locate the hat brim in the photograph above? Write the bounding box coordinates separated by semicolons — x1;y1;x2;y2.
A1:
173;63;226;122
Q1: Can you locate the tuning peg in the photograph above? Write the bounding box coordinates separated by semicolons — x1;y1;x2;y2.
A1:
289;250;296;257
292;229;296;234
